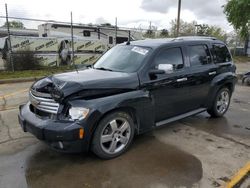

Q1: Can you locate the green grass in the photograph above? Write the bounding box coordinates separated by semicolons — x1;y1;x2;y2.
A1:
233;56;250;63
0;66;75;80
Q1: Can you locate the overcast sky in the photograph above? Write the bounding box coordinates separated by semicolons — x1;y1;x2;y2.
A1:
0;0;233;32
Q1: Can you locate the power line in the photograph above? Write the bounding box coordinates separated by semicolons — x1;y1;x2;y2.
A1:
0;15;151;32
0;15;80;25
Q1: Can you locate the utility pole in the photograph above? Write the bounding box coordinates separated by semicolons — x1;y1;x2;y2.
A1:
5;3;14;72
70;12;78;73
176;0;181;37
115;17;117;45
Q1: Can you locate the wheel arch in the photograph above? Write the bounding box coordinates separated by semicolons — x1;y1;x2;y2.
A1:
98;106;140;134
223;82;234;94
207;72;236;109
88;106;140;151
79;90;154;151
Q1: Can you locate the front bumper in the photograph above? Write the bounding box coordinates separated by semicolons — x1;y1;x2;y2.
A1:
18;103;94;153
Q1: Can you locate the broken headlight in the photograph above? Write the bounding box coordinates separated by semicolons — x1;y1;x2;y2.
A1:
69;107;89;120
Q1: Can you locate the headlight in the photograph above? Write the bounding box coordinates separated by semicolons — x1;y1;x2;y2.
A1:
69;107;89;120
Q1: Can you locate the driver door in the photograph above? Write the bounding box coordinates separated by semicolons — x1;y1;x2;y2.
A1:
148;47;192;122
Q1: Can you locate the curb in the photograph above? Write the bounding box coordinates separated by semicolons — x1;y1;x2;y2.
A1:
0;77;43;84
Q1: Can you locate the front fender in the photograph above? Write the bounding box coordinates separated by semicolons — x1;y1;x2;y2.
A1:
69;90;154;135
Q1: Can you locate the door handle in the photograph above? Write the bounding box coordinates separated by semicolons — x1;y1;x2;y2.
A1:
209;71;216;75
176;77;187;82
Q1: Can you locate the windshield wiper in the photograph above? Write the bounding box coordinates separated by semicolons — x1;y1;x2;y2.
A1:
94;67;114;71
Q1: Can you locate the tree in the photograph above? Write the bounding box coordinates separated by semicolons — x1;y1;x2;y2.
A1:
196;24;209;35
143;29;155;38
224;0;250;39
207;26;227;41
143;25;157;38
197;24;227;41
2;20;25;29
169;19;226;41
159;29;169;38
169;19;197;36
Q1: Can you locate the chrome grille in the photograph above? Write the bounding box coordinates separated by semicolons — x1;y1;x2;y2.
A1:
29;91;59;114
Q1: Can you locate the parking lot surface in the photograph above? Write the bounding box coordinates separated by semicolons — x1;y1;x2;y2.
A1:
0;81;249;188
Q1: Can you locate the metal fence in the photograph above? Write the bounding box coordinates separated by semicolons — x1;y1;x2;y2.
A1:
0;3;246;71
0;3;159;71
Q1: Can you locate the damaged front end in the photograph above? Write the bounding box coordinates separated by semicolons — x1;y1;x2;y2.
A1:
28;69;139;120
29;77;63;119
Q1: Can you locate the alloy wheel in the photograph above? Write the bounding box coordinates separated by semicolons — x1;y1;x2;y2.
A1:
216;90;230;114
100;118;131;154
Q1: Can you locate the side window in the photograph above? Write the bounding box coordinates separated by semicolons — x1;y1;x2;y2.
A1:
154;47;184;70
83;30;91;37
213;44;231;63
116;37;129;44
188;45;211;66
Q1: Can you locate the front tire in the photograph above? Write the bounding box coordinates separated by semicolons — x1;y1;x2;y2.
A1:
207;87;231;117
91;111;135;159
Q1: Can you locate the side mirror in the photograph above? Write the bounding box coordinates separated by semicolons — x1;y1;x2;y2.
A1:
158;64;173;73
149;69;165;76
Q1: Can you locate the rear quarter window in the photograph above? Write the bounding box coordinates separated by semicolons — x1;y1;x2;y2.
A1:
213;43;231;63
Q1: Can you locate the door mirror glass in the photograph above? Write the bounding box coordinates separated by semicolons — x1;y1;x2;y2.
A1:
158;64;173;74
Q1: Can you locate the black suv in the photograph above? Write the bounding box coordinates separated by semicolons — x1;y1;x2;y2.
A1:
19;37;237;159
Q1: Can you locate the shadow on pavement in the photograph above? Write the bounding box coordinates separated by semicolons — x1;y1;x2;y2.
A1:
25;134;203;188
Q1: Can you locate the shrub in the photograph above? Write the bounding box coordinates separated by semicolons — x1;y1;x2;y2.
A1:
4;50;41;71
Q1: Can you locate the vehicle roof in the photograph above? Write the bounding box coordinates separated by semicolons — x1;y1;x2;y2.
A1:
129;37;224;49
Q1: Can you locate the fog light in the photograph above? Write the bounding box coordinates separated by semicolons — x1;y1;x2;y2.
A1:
79;128;84;139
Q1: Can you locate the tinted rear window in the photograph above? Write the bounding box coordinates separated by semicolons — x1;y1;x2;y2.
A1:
188;45;211;66
213;44;231;63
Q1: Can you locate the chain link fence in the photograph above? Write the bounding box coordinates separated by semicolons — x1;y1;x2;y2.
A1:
0;3;246;72
0;4;160;72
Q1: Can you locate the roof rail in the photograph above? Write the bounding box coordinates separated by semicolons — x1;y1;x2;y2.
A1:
174;36;218;41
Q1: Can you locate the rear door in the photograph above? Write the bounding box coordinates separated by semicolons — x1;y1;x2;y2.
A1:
184;43;217;109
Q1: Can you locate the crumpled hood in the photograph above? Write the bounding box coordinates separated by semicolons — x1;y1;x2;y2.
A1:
31;68;139;100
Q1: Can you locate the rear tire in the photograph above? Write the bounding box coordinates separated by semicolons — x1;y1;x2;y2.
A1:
207;87;231;117
91;111;135;159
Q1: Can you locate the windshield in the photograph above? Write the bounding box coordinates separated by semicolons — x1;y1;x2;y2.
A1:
94;45;151;73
